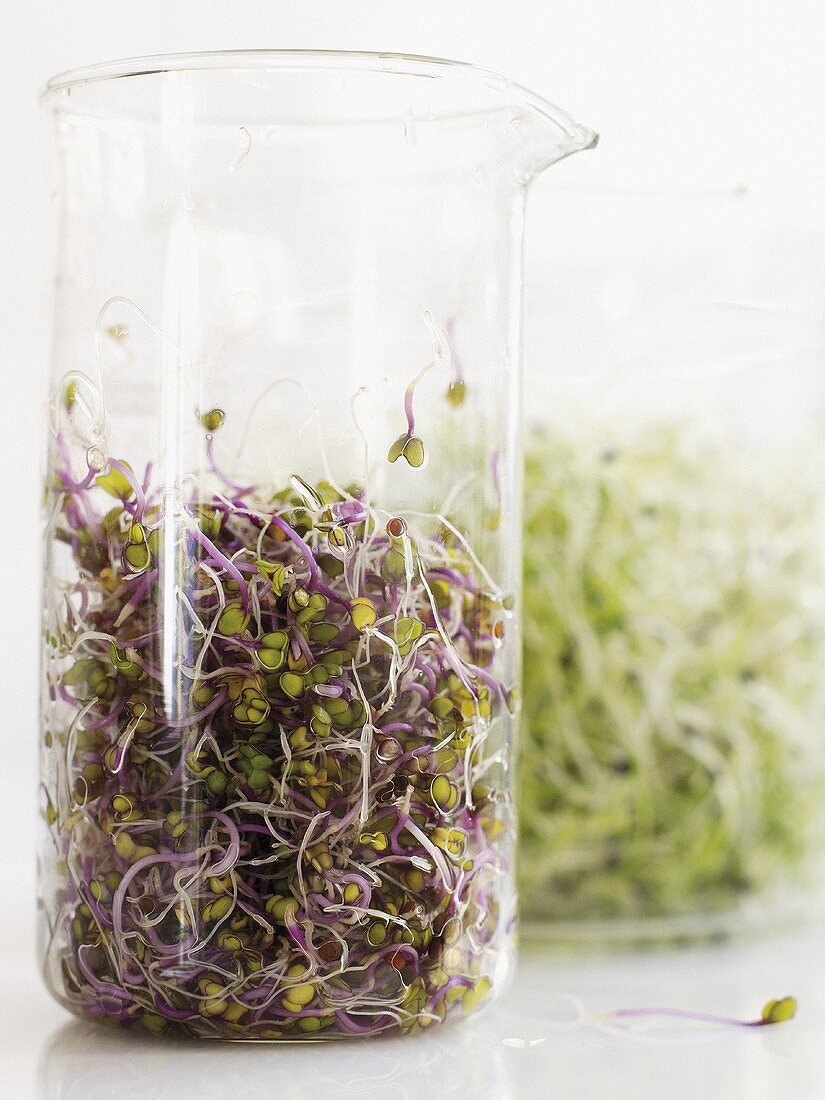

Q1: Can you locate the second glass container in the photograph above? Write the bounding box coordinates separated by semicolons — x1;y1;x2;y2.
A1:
520;186;825;942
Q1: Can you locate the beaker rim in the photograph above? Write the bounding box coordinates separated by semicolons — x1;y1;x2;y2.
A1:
45;50;590;136
43;50;597;180
44;48;545;100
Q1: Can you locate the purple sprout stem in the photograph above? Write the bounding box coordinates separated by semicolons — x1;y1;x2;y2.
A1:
82;695;127;731
152;999;198;1021
466;662;506;699
58;467;97;494
334;1010;391;1035
285;916;312;957
200;810;242;877
231;504;349;610
321;801;365;840
491;450;501;497
428;566;471;589
267;513;349;610
231;560;260;574
188;526;250;608
79;883;114;930
413;658;438;694
161;689;227;731
608;1008;765;1029
118;568;158;615
403;380;417;438
85;999;132;1022
445;318;463;377
112;850;205;938
74;488;104;540
400;355;438;440
142;757;186;804
128;653;165;682
430;975;473;1006
332;500;368;525
293;628;315;665
75;948;132;1004
237;823;276;837
205;434;255;495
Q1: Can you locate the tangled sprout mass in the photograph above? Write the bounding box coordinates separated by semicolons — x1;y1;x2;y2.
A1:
41;407;514;1039
520;424;824;928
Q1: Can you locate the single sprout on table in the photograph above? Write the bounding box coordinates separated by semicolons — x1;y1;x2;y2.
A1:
600;994;798;1032
520;423;825;926
42;407;514;1039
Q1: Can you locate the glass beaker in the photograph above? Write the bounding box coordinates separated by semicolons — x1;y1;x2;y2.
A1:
520;185;825;943
39;51;595;1039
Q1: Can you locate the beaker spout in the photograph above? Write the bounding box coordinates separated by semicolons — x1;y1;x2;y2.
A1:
502;79;598;182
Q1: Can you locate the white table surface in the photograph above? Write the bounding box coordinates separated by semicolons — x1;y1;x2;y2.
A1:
5;920;824;1100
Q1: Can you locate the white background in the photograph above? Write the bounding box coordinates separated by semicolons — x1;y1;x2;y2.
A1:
3;3;825;1096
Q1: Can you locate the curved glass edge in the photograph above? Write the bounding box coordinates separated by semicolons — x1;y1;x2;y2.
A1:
519;885;825;950
42;49;597;164
43;49;512;95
